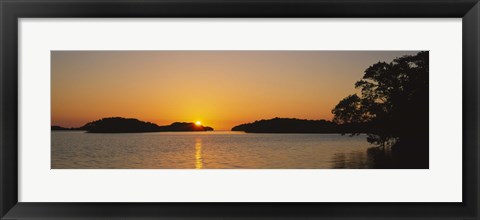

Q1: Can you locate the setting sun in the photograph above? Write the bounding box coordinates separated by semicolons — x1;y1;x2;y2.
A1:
195;121;202;126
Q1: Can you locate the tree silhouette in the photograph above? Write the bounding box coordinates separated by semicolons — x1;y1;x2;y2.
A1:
331;94;373;125
332;51;429;148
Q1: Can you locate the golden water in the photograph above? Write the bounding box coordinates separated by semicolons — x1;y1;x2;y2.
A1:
51;131;375;169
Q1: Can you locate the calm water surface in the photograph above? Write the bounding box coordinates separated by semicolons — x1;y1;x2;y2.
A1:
51;131;376;169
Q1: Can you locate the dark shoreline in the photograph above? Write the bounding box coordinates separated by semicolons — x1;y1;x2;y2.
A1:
231;117;371;134
52;117;214;133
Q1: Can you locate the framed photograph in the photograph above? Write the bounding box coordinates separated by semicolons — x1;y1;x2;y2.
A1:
1;0;478;219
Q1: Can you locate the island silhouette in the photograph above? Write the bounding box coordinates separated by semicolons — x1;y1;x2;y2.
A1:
52;117;214;133
231;117;368;134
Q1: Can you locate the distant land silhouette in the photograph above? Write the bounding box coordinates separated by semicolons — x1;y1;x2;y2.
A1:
51;125;83;131
52;117;214;133
231;117;369;134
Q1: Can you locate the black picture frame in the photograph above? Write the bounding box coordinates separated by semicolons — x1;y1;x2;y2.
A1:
1;0;479;219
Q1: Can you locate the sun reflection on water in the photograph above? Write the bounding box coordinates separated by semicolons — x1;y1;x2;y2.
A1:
195;138;203;169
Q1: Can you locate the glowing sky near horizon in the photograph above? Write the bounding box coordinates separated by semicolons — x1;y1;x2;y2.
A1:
51;51;419;130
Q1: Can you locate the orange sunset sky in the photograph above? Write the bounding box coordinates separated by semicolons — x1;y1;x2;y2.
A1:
51;51;419;130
